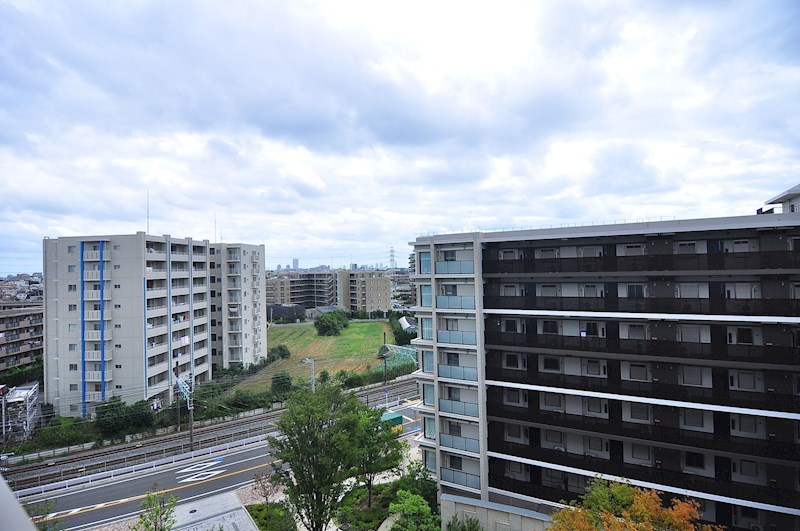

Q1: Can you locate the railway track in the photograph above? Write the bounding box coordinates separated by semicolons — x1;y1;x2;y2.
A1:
3;379;418;492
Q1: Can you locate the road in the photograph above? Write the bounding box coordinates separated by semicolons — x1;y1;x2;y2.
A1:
28;443;276;530
27;399;421;530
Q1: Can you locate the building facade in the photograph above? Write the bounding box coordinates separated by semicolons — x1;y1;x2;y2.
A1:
0;305;43;373
265;270;391;314
209;243;266;369
44;233;213;417
411;190;800;530
336;270;392;314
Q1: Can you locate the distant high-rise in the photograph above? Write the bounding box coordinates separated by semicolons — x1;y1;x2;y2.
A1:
292;258;299;270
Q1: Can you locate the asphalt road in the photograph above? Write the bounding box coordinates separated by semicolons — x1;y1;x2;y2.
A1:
27;444;276;530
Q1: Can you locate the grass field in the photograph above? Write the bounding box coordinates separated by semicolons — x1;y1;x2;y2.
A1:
232;320;394;393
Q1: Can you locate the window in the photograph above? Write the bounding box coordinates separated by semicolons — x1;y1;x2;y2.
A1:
447;387;460;401
631;444;650;460
423;449;436;472
70;404;79;412
542;356;561;372
503;319;517;333
541;284;557;297
681;366;704;386
115;324;121;329
630;403;650;421
544;430;563;443
538;248;557;258
421;350;434;373
505;389;527;405
585;359;602;376
114;304;121;309
449;455;462;470
738;415;758;433
68;343;78;351
506;423;521;439
586;397;604;414
69;363;78;371
627;284;645;299
542;320;558;334
504;352;526;370
676;242;696;254
67;265;76;272
424;417;436;439
683;409;705;428
68;304;77;312
68;324;77;332
113;245;120;250
419;252;431;274
629;363;648;381
508;461;523;474
68;284;77;292
69;384;78;391
114;284;121;289
685;452;705;469
584;322;599;337
543;393;563;408
420;284;432;306
67;245;76;253
115;385;122;389
628;324;645;339
587;437;604;452
739;460;759;477
421;318;433;340
448;422;461;437
115;364;122;369
730;370;758;390
443;250;456;262
736;327;753;344
422;384;434;406
114;264;121;269
680;325;701;343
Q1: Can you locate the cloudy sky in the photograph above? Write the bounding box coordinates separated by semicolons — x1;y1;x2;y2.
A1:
1;1;799;274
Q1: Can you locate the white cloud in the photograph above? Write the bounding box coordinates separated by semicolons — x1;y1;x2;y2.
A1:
0;0;798;274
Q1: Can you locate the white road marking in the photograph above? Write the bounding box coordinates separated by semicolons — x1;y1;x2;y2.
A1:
178;470;225;483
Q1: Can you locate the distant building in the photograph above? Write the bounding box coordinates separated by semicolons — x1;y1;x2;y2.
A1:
0;305;43;373
292;258;299;270
266;269;392;314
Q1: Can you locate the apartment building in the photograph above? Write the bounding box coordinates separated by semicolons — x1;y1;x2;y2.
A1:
209;243;266;369
0;305;43;373
336;270;391;313
411;188;800;530
265;271;337;309
44;233;215;418
266;270;391;314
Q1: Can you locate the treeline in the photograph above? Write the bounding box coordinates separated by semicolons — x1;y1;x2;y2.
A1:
388;310;416;345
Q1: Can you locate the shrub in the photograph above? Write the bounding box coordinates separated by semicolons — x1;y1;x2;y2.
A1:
247;502;297;531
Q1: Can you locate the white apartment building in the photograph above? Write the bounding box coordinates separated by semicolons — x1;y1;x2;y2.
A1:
43;233;265;418
209;243;266;369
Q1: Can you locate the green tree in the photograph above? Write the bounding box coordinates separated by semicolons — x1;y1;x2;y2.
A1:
318;369;330;384
389;490;441;531
27;498;63;531
351;408;406;507
271;371;293;397
314;311;349;336
268;344;291;361
268;385;363;531
446;513;483;531
548;478;725;531
133;487;178;531
95;397;155;437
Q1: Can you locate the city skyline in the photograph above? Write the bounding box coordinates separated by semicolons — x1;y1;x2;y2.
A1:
1;1;799;274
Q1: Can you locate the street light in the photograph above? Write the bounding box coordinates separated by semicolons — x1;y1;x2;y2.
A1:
302;357;316;392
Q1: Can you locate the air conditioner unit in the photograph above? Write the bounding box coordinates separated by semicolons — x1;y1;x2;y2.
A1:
554;446;566;453
750;525;763;531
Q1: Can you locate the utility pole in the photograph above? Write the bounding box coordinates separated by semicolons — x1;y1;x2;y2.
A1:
302;357;316;392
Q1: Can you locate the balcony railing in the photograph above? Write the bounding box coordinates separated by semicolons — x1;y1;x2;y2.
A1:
440;467;481;490
439;399;479;417
437;330;477;345
440;433;480;453
482;250;800;275
435;260;475;275
438;364;479;381
436;295;476;309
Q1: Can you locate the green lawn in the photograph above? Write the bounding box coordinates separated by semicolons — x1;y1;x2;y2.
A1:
233;320;393;393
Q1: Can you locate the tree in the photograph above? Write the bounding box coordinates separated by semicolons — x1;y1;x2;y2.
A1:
133;486;178;531
446;513;483;531
314;311;348;336
351;407;406;507
389;489;441;531
268;385;363;531
548;479;725;531
268;344;291;361
27;498;63;531
254;470;281;504
271;371;293;397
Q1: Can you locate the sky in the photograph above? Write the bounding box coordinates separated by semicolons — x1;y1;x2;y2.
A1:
1;0;799;274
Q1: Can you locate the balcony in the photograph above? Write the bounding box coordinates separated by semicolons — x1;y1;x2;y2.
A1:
437;330;477;345
85;370;113;382
83;290;111;301
435;260;474;275
84;330;111;341
83;270;109;281
482;250;800;275
84;310;112;320
491;442;800;511
85;392;104;402
440;433;480;453
438;364;478;381
440;467;481;490
436;295;476;310
439;399;479;417
84;350;112;362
